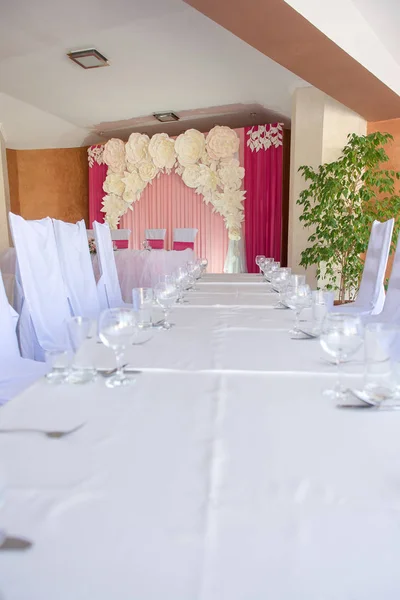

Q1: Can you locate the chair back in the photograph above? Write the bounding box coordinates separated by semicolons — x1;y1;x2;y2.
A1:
378;232;400;321
8;213;70;359
145;228;166;250
53;219;100;319
172;228;198;251
93;221;124;308
356;219;394;314
0;269;20;360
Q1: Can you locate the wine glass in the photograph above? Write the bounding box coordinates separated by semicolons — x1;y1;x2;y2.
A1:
155;282;179;329
174;267;189;303
311;290;334;332
285;283;312;337
320;313;364;400
289;274;306;287
271;268;292;307
255;255;265;274
262;261;280;282
98;308;138;388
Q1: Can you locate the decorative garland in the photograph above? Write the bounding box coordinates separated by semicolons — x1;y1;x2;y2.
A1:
100;126;246;241
247;123;283;152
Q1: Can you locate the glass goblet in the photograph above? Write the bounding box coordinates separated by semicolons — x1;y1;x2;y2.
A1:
98;308;138;388
155;282;179;329
320;313;364;400
255;255;266;274
285;283;312;337
174;267;189;303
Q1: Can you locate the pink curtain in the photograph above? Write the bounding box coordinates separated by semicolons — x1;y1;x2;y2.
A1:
121;171;228;273
88;146;108;227
244;125;283;273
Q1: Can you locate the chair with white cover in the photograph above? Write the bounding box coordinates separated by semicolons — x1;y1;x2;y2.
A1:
367;232;400;323
172;228;198;251
145;228;167;250
9;213;71;361
53;218;100;319
93;221;124;309
332;219;394;316
0;268;48;404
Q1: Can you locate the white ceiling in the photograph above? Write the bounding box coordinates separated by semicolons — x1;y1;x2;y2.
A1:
0;0;306;149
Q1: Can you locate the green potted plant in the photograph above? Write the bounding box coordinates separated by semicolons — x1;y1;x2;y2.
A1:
297;132;400;303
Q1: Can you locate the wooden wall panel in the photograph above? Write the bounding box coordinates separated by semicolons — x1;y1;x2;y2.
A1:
6;147;88;224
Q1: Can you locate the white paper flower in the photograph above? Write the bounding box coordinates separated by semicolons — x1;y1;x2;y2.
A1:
148;133;176;170
182;164;201;188
101;194;131;229
102;172;126;196
122;170;146;198
125;133;150;166
175;129;205;167
223;189;246;211
218;159;245;191
138;160;158;182
103;139;126;174
123;189;137;204
206;126;240;160
228;225;242;241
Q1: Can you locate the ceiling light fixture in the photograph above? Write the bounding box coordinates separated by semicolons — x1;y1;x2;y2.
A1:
67;48;109;69
153;112;179;123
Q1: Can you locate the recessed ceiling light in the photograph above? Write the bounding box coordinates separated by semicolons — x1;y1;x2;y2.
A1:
153;112;179;123
67;48;109;69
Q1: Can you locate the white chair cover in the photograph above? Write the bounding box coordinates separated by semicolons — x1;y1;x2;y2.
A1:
333;219;394;316
93;221;124;309
9;213;71;360
53;219;100;319
0;269;48;405
173;228;198;242
145;229;166;240
368;232;400;323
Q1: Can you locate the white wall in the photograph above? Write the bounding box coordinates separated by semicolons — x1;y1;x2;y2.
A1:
288;87;366;286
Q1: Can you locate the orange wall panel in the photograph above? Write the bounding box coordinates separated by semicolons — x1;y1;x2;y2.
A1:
6;147;88;224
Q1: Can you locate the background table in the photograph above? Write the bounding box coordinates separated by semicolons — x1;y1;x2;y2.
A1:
1;274;398;600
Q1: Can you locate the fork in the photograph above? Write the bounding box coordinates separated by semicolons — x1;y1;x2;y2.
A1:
0;423;85;439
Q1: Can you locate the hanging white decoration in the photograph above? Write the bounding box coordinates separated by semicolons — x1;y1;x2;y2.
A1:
100;126;246;241
247;123;284;152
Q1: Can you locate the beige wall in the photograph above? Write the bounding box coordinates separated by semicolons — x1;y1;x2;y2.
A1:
0;131;11;251
288;87;366;286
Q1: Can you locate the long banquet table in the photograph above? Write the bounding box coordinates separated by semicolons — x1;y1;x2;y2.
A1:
1;274;400;599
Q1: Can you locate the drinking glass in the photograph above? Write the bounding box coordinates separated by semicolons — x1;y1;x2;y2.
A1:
289;274;306;287
155;282;179;329
312;290;334;331
98;308;138;388
271;267;291;292
320;313;364;399
262;261;280;282
45;349;71;384
132;288;153;327
174;267;189;303
255;255;266;274
199;258;208;274
67;317;96;384
364;323;400;400
285;283;312;337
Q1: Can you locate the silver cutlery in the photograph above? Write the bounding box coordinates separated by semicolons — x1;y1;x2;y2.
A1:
0;536;33;551
297;328;320;339
97;364;128;377
0;423;85;439
337;388;400;410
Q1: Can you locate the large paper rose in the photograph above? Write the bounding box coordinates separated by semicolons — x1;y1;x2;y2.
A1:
125;133;150;166
175;129;205;167
138;160;158;182
218;159;245;191
206;126;239;160
148;133;176;170
103;172;125;197
182;164;201;189
122;170;146;198
101;194;131;229
197;165;219;192
103;138;126;174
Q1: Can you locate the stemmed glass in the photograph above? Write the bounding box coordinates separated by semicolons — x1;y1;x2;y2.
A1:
271;268;292;307
262;261;280;282
98;308;138;388
174;267;190;303
255;255;266;274
285;283;312;337
155;282;179;329
320;313;364;400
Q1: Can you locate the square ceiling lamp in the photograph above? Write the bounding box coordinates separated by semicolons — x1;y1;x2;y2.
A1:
153;112;179;123
67;48;109;69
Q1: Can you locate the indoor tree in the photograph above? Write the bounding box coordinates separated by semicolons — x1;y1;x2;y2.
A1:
297;132;400;303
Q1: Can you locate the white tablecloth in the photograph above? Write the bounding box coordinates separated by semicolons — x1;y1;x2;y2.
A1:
2;275;399;599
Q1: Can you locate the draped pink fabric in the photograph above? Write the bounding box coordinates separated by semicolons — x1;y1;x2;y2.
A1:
147;239;164;250
88;147;108;226
244;125;283;273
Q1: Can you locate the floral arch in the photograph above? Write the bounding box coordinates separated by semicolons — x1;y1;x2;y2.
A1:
100;126;246;241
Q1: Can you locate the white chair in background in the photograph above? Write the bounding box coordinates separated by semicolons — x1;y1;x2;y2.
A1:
93;221;124;309
87;227;131;249
332;219;394;316
172;228;198;251
9;213;71;361
53;218;100;319
367;232;400;323
145;228;167;250
0;269;48;405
